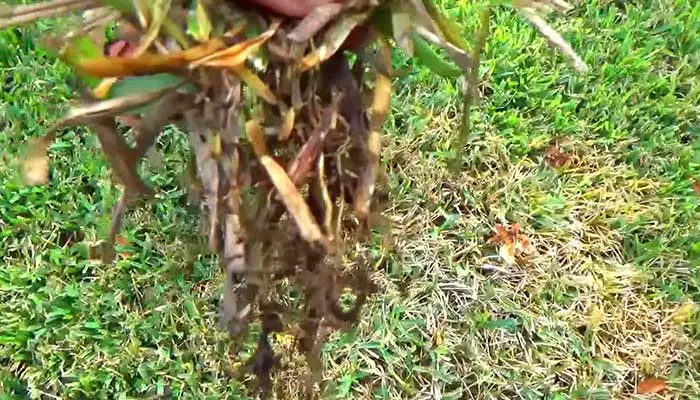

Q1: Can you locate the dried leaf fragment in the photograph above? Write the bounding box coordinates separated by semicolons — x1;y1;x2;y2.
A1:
691;177;700;195
488;223;536;265
638;378;666;394
59;87;175;126
287;107;335;185
546;145;569;168
134;0;172;56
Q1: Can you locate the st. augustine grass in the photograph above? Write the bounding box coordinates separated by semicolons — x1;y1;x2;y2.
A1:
1;0;699;398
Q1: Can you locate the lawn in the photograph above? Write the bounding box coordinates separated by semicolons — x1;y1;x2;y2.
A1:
1;0;699;398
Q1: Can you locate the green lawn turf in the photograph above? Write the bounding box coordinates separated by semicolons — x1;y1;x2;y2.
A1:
1;0;699;398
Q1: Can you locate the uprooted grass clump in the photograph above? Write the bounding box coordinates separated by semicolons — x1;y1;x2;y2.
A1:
1;0;591;395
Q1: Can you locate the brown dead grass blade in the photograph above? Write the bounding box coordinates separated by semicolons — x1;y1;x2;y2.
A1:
246;120;325;245
354;41;392;219
287;107;336;185
58;87;175;126
89;118;152;195
518;7;588;72
231;64;278;105
278;107;295;141
190;21;279;69
299;12;368;72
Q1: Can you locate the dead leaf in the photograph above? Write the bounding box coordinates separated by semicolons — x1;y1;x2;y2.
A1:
691;177;700;195
246;120;325;245
115;235;130;258
488;223;536;265
546;145;569;168
134;0;172;56
21;134;54;186
288;2;343;43
638;378;667;394
59;87;174;127
185;110;221;252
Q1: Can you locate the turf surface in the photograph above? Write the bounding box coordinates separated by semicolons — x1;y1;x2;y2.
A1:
1;0;699;398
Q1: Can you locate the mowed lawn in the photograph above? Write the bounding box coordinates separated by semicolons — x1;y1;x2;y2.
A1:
1;0;699;398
